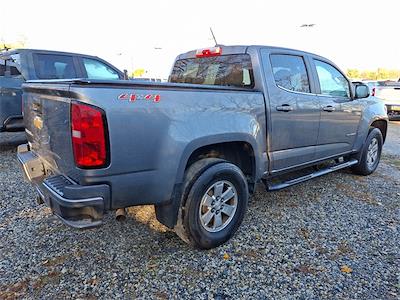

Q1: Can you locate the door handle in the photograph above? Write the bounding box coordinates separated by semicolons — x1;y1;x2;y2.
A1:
323;105;335;112
276;104;293;112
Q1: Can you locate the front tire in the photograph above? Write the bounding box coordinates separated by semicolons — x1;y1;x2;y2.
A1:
175;159;249;249
352;128;383;175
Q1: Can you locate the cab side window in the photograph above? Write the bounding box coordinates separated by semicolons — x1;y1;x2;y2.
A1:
270;54;311;93
82;58;120;80
314;60;350;98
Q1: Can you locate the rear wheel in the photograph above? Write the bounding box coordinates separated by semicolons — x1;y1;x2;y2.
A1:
352;128;383;175
174;158;248;249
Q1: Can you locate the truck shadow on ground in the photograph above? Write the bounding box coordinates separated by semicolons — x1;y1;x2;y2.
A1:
118;157;399;248
102;166;377;245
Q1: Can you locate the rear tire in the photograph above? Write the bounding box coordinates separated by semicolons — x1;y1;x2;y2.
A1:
352;128;383;176
174;158;248;249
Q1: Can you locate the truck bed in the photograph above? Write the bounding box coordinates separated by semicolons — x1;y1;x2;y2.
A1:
25;78;259;91
22;79;266;211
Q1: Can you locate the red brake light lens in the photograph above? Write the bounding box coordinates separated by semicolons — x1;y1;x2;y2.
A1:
196;46;222;58
71;103;108;168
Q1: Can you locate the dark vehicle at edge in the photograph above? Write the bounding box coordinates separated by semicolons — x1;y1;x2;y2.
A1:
0;48;124;132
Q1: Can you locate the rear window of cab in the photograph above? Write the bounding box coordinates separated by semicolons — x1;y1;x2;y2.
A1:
169;54;254;88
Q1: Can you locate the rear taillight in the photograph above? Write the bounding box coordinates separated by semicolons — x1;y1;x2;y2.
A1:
371;87;375;96
71;102;108;168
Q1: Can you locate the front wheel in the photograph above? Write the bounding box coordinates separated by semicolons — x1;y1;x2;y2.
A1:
175;159;249;249
352;128;383;176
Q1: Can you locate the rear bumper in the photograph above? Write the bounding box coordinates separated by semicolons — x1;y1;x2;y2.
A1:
17;144;110;228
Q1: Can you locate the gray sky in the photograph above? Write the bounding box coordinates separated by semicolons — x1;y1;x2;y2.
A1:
1;0;399;77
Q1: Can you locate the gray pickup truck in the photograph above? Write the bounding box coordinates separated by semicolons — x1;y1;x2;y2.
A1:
0;49;124;132
17;45;388;249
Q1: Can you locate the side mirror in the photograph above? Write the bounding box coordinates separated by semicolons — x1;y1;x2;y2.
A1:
354;83;369;99
123;69;129;80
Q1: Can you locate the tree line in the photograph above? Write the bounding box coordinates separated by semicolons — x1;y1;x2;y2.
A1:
346;68;400;81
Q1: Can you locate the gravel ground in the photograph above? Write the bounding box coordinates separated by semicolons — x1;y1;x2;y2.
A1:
0;129;399;299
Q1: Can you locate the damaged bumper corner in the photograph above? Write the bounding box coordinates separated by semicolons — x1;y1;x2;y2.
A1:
17;143;110;229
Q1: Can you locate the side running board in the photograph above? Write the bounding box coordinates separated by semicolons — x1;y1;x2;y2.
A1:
265;159;358;191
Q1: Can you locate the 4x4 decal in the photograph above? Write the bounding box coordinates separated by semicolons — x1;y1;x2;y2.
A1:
118;93;161;103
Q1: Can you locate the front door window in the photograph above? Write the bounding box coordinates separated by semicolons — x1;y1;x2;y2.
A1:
314;60;350;98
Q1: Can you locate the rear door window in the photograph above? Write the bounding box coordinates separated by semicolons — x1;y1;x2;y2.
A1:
82;58;120;80
270;54;311;93
169;54;254;88
33;54;77;79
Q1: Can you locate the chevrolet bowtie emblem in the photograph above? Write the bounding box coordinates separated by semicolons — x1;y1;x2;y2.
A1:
33;116;43;130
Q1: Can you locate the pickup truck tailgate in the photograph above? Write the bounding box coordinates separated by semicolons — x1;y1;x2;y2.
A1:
375;86;400;104
23;83;76;178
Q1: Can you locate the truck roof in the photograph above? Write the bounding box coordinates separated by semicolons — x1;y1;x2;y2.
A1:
0;48;104;60
177;45;328;61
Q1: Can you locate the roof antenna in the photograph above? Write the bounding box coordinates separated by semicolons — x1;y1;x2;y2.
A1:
210;27;218;46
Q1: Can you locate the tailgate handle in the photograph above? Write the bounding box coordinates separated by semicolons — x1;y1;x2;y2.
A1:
276;104;293;112
323;105;336;112
32;102;42;111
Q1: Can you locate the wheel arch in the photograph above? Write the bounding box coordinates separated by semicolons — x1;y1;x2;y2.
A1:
155;134;260;229
369;119;388;143
176;133;259;186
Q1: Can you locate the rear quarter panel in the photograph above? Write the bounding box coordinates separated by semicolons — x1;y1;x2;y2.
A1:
69;85;267;209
